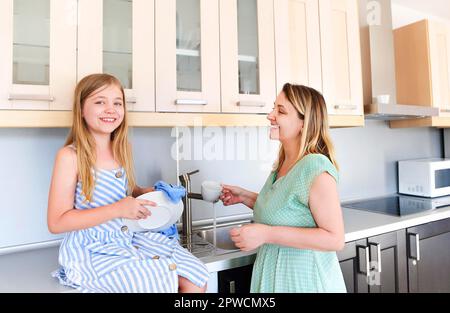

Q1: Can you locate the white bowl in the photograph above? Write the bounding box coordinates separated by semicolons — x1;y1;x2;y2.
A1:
201;181;222;203
375;94;390;104
122;191;184;232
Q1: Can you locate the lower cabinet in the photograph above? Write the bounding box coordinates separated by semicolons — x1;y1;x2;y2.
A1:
337;230;407;293
218;264;254;293
407;218;450;292
338;217;450;293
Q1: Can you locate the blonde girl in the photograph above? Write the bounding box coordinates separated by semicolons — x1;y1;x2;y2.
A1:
48;73;209;293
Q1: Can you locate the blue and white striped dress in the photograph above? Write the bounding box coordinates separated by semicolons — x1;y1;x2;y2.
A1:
52;165;209;293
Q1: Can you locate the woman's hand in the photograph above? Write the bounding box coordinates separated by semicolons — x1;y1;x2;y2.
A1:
114;196;156;220
230;223;271;251
220;184;247;206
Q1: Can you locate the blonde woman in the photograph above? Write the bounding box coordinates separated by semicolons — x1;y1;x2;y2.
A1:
220;83;346;293
47;74;209;293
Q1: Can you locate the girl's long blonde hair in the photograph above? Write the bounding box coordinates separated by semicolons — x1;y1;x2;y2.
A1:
274;83;339;172
65;73;136;202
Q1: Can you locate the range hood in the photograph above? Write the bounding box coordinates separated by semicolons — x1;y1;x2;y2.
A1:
359;0;439;120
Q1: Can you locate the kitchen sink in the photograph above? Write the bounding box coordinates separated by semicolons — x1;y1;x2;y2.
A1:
195;223;248;251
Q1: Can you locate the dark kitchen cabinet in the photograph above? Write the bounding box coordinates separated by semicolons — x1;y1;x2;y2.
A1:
339;218;450;293
407;218;450;293
338;230;407;293
218;264;254;294
337;239;369;293
365;230;408;293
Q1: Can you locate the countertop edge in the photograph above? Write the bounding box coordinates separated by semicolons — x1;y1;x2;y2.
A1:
344;208;450;242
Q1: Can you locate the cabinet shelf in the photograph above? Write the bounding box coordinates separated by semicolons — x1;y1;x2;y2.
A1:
176;49;200;57
390;117;450;129
0;110;364;128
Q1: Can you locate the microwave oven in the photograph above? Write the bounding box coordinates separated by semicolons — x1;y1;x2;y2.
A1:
399;158;450;198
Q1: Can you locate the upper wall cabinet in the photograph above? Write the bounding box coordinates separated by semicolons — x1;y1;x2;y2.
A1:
0;0;77;110
220;0;276;114
78;0;155;111
319;0;363;116
394;20;450;117
155;0;221;113
274;0;322;94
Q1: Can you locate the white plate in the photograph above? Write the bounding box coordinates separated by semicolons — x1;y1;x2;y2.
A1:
122;191;184;232
137;205;172;230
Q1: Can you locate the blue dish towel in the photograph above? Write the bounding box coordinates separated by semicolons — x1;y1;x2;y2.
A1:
154;181;186;240
154;181;186;203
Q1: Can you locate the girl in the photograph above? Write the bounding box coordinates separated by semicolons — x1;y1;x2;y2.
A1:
220;83;346;293
47;73;209;293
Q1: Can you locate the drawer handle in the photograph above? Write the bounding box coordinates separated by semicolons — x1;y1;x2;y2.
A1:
357;245;370;277
237;101;266;107
408;233;421;262
176;99;208;106
369;242;382;273
126;97;137;104
229;280;236;294
334;104;357;110
8;94;55;102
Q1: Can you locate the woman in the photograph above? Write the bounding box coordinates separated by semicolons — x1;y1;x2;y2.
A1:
220;83;346;293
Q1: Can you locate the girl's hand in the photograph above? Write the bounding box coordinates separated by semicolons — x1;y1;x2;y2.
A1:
230;224;271;251
140;187;155;194
220;184;247;206
115;196;156;220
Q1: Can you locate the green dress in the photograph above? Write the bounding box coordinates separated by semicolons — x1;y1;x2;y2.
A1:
250;153;347;293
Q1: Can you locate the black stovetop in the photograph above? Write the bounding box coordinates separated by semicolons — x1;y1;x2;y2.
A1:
343;194;450;216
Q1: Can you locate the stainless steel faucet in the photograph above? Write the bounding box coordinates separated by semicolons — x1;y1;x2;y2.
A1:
179;170;203;243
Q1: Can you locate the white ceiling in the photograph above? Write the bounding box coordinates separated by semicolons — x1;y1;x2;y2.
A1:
392;0;450;21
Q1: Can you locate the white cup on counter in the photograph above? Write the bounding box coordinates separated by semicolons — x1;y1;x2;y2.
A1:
201;181;222;203
375;94;390;105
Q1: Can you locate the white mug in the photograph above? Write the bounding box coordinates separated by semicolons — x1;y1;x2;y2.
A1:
375;94;390;105
201;181;222;203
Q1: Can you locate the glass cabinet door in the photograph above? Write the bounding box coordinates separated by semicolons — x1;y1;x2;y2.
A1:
220;0;276;113
78;0;154;111
103;0;133;90
155;0;221;113
274;0;322;94
319;0;363;116
13;0;50;87
0;0;77;110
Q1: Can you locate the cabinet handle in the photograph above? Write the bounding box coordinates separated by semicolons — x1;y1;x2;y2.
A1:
229;280;236;294
8;94;55;102
126;97;137;104
334;104;357;110
357;245;370;277
369;242;382;273
175;99;208;106
408;233;421;262
237;101;266;107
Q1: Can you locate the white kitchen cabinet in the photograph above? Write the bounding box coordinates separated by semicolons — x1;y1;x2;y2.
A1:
220;0;276;114
0;0;77;110
319;0;363;116
274;0;322;94
155;0;221;113
78;0;155;111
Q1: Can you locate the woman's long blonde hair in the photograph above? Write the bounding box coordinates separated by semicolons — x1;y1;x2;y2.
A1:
65;73;136;202
274;83;339;172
